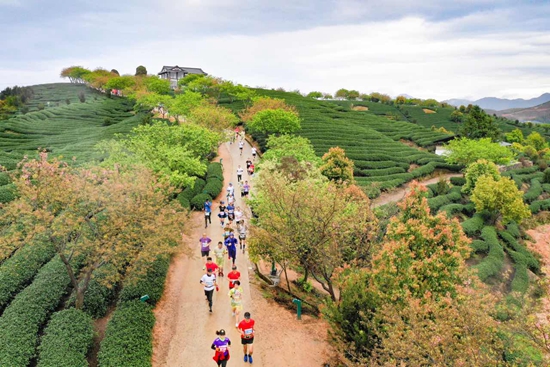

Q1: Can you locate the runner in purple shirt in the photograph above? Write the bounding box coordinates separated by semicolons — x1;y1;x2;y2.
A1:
200;233;212;258
211;329;231;366
243;181;250;197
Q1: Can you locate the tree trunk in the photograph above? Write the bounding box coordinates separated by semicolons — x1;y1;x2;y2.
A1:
283;266;291;294
75;268;93;310
302;266;309;283
59;253;79;296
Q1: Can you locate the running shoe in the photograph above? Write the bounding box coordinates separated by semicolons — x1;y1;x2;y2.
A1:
249;355;253;364
244;355;248;362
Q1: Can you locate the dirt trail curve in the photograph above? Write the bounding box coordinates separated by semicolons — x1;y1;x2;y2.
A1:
152;140;331;367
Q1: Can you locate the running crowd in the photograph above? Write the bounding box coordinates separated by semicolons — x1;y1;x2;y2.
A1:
199;130;257;366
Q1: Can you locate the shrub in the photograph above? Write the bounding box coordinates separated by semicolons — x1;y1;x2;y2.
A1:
461;214;485;237
0;184;16;203
203;178;223;199
440;203;465;216
529;199;550;214
471;240;489;253
435;177;450;195
523;179;542;203
37;309;93;367
543;168;550;184
206;162;223;180
98;301;155;367
508;251;529;293
427;195;450;213
37;103;45;110
65;98;70;105
450;176;466;186
190;193;212;210
176;194;190;210
78;91;86;103
474;226;505;281
500;231;539;273
102;117;114;126
179;178;205;201
119;256;170;306
506;221;521;238
0;256;77;367
0;172;10;186
0;242;56;312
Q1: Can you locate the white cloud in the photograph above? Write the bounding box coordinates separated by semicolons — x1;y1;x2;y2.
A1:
4;14;550;101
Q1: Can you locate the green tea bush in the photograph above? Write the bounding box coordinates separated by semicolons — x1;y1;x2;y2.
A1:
506;221;521;238
475;227;505;281
0;171;10;186
542;168;550;183
37;309;93;367
499;231;540;273
523;179;542;203
440;203;464;216
471;239;489;253
462;202;476;216
98;300;155;367
0;256;77;367
0;184;16;203
508;251;529;293
206;162;223;180
190;193;212;210
0;242;56;312
461;213;486;237
119;256;170;306
450;176;466;186
203;178;223;199
427;195;450;212
529;198;550;214
542;183;550;193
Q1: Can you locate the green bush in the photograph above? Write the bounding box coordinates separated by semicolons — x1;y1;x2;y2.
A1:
506;221;521;238
206;162;223;180
461;214;485;237
462;202;476;216
0;256;78;367
440;203;464;216
176;194;190;210
475;226;505;282
0;242;56;312
543;168;550;183
0;184;16;203
427;195;450;212
529;199;550;214
508;251;529;293
450;176;466;186
65;265;117;319
523;179;542;203
119;255;170;306
499;231;540;273
542;183;550;193
0;172;10;186
203;178;223;199
98;300;155;367
37;309;93;367
471;239;489;253
179;178;206;201
190;193;212;210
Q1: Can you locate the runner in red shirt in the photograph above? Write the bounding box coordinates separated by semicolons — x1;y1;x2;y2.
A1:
238;312;255;363
204;257;219;274
227;265;241;290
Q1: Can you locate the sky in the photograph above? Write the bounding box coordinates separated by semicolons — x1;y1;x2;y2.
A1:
1;0;550;101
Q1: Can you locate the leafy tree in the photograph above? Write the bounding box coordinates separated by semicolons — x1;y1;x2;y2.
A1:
471;175;531;224
445;137;514;165
450;110;463;123
462;159;501;194
335;88;349;99
144;76;171;95
247;108;301;135
306;91;323;98
135;65;147;76
60;66;91;84
37;103;45;110
188;104;238;132
249;172;376;300
177;73;204;88
505;128;524;144
347;90;360;100
320;147;354;184
0;154;187;309
421;98;439;108
526;131;548;151
261;135;321;166
219;81;255;102
369;92;391;104
170;90;205;119
105;76;136;91
323;93;333;99
186;75;222;98
460;105;501;141
239;96;297;122
98;122;220;188
395;96;406;105
134;92;173;118
110;69;119;76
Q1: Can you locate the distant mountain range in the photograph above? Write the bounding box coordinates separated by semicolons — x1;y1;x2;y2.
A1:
445;93;550;111
493;101;550;123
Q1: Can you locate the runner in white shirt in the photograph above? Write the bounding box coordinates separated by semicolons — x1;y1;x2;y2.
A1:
239;141;244;156
251;147;257;159
227;183;235;197
236;165;244;182
235;207;243;225
200;269;217;313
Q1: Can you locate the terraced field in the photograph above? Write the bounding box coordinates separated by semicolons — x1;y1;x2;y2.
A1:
222;90;459;191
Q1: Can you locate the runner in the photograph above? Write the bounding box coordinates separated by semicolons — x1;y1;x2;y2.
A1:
204;198;212;228
227;193;235;206
227;265;241;290
200;268;217;313
251;147;257;160
217;206;227;228
211;329;231;366
247;163;254;176
223;225;234;242
238;312;255;364
204;257;219;274
227;202;235;224
238;221;247;253
245;158;252;172
225;233;238;265
234;206;243;225
227;183;235;197
228;280;244;327
243;181;250;197
236;165;243;183
213;241;226;277
239;140;244;155
199;233;212;259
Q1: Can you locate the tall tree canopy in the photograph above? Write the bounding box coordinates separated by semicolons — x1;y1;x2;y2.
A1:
460;105;501;141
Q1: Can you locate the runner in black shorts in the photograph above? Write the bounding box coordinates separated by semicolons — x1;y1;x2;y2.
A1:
238;312;255;363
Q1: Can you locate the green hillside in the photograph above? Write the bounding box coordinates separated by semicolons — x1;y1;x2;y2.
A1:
222;90;459;192
0;83;142;169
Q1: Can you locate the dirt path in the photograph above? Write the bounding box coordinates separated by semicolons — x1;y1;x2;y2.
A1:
372;172;462;207
526;225;550;317
152;141;332;367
